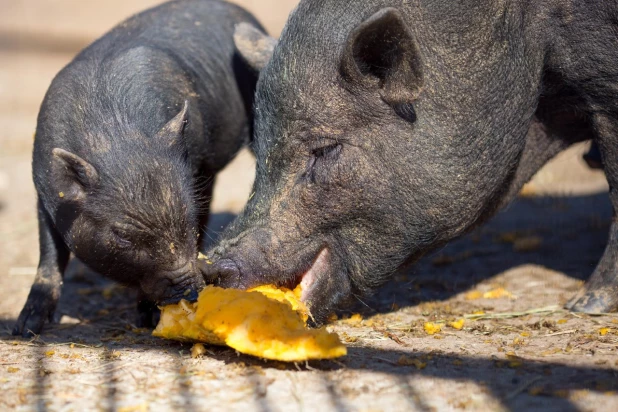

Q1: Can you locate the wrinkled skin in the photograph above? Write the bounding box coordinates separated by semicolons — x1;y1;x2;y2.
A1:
202;0;618;322
14;0;265;336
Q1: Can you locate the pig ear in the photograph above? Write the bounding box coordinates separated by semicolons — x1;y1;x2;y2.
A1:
52;148;99;201
156;100;189;148
340;8;424;117
234;22;277;71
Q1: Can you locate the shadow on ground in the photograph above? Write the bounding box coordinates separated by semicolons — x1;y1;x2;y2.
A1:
353;192;612;316
5;193;611;331
1;319;616;412
1;195;614;411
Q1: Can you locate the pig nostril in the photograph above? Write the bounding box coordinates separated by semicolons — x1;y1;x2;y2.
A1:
198;258;241;287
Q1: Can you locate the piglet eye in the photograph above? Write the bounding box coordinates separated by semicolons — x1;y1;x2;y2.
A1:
111;227;132;249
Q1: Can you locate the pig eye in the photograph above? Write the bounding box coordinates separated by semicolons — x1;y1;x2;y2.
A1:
312;143;341;159
304;143;342;184
111;227;132;249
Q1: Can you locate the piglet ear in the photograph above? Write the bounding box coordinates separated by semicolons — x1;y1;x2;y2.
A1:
52;148;99;201
156;100;189;148
340;8;424;117
234;22;277;71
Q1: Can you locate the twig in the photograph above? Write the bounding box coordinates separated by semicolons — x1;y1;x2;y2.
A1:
48;342;104;349
304;361;317;371
328;359;347;368
371;356;400;366
373;328;407;346
0;340;104;349
386;326;414;332
464;306;562;320
352;293;373;310
545;329;577;337
0;340;40;347
505;376;542;400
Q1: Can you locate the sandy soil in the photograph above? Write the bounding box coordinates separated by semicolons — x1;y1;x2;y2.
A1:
1;1;617;411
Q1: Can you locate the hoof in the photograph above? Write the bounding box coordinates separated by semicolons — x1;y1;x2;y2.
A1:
13;283;60;337
567;289;618;313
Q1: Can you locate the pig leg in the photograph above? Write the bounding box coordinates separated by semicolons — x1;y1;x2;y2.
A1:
567;114;618;313
136;291;160;328
583;142;603;170
13;200;70;336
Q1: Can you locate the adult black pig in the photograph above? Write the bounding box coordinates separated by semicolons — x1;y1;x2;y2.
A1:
201;0;618;322
14;0;265;336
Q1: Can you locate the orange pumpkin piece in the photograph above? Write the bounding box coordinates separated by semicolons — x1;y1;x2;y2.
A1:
153;285;346;362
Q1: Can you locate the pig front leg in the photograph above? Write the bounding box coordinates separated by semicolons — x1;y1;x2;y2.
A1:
13;200;69;337
583;142;603;170
136;291;160;328
567;114;618;313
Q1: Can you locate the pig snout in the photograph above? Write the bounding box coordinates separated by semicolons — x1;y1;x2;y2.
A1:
198;237;353;323
143;261;205;305
198;258;242;288
194;211;356;322
198;229;274;289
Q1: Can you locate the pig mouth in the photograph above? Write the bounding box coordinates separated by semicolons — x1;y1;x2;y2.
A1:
148;262;204;305
284;248;331;302
201;244;349;321
200;244;339;305
283;246;354;322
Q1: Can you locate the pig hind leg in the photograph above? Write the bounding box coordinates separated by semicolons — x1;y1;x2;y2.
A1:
13;200;70;336
567;113;618;313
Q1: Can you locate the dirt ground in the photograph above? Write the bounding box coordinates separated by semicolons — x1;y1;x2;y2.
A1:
1;1;618;411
